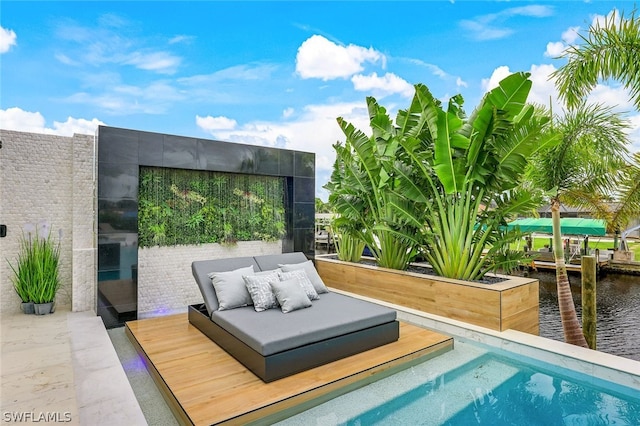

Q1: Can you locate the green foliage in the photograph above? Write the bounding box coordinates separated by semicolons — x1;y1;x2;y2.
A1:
327;72;558;279
525;103;631;233
315;198;332;213
333;225;366;263
138;168;286;247
326;98;425;270
7;224;61;304
553;10;640;109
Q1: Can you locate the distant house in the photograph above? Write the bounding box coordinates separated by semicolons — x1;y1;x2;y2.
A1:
537;204;592;219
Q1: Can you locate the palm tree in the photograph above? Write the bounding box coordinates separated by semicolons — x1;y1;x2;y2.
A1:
526;103;630;347
552;10;640;109
568;152;640;248
549;9;640;347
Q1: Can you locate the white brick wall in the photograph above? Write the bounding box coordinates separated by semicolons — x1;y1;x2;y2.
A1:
137;240;282;318
0;130;96;315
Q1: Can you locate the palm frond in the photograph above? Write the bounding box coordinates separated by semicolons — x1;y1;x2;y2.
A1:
553;10;640;109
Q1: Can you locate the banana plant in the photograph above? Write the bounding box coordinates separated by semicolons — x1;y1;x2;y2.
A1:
327;72;559;278
395;72;559;279
326;96;429;270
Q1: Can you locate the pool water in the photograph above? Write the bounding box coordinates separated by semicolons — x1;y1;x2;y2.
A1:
277;341;640;426
348;354;640;425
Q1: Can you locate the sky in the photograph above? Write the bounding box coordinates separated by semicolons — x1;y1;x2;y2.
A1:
2;1;639;200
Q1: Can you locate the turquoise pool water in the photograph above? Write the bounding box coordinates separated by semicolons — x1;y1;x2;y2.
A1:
347;354;640;425
277;340;640;425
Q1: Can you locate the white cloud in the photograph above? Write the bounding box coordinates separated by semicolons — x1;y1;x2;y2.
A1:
586;84;635;111
527;64;561;108
125;51;181;74
481;65;512;92
168;35;194;45
545;41;566;58
196;115;237;131
0;25;17;53
0;108;46;132
55;52;80;66
460;5;554;41
627;114;640;153
64;81;184;115
545;26;580;57
54;17;182;74
351;72;414;98
179;64;277;85
481;64;562;112
561;26;580;44
0;107;103;135
51;116;104;135
591;9;621;30
282;107;294;118
295;35;385;81
459;20;513;41
407;58;468;86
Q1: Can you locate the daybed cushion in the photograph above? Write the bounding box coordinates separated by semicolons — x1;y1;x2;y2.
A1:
253;252;309;271
210;292;396;356
279;260;329;294
270;278;312;313
192;257;259;314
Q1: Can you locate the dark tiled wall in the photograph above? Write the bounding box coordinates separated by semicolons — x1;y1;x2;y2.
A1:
97;126;315;322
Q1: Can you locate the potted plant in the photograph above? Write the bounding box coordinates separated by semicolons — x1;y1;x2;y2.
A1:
7;222;61;315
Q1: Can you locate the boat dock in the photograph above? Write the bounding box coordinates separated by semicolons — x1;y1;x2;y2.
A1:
531;259;610;273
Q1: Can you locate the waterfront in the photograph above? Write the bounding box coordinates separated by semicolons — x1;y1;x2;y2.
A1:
536;271;640;361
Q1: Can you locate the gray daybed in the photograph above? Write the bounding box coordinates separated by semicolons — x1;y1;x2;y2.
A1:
189;252;399;382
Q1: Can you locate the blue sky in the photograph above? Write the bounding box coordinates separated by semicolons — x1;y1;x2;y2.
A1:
2;1;639;199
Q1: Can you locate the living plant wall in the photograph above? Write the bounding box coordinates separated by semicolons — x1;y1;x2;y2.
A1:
138;167;286;247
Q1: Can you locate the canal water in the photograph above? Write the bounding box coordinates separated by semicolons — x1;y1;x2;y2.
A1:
535;271;640;361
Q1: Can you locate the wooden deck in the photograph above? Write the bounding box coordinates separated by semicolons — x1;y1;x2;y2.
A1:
125;314;453;425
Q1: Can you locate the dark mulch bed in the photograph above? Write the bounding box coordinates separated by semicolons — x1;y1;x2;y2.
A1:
323;255;506;285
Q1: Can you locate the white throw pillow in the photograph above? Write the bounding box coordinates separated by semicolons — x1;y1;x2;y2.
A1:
278;260;329;294
208;265;255;311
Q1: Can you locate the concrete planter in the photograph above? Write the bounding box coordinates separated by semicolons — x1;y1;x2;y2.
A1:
34;302;54;315
315;255;539;334
21;301;35;314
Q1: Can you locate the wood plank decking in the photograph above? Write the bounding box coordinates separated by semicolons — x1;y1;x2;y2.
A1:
125;314;453;425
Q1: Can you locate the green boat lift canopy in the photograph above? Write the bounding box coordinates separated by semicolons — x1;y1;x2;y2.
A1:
507;218;607;236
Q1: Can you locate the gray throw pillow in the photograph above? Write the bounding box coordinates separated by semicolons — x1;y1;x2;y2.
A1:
270;278;312;313
243;272;280;312
208;265;255;311
279;269;319;301
279;260;329;294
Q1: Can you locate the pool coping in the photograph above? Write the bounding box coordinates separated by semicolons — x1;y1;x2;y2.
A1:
329;287;640;392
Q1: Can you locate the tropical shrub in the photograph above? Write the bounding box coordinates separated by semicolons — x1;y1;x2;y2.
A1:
138;167;286;247
326;72;558;279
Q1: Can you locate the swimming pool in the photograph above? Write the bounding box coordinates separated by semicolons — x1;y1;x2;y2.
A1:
277;340;640;425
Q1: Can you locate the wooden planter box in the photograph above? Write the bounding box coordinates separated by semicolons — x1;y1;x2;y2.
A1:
315;255;539;335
